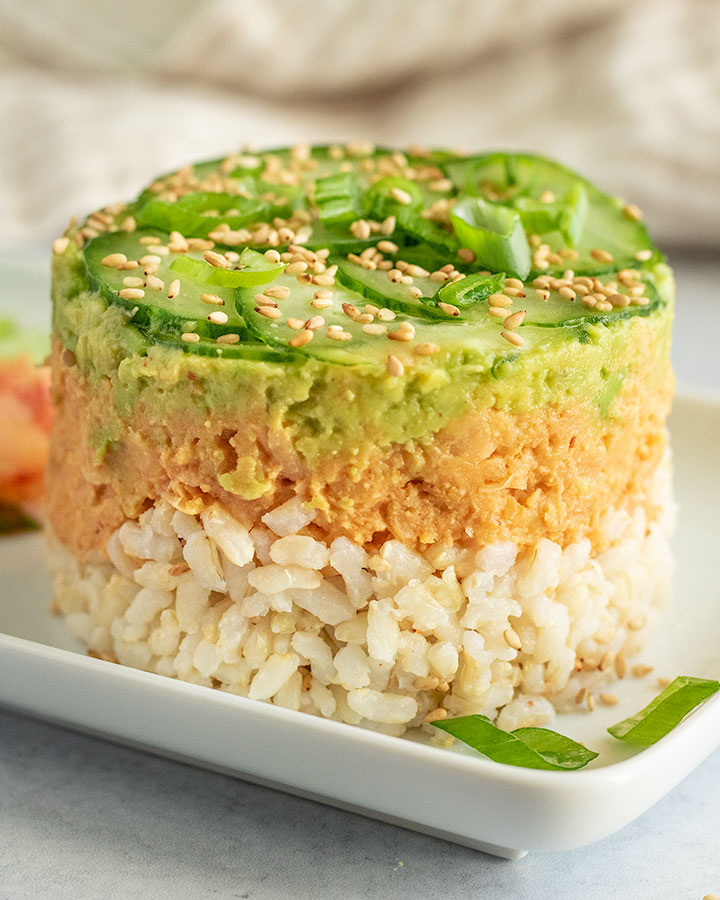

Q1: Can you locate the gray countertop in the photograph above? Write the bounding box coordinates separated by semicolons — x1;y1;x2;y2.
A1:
1;250;718;900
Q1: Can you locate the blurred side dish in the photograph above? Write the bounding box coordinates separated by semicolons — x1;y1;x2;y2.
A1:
0;319;53;532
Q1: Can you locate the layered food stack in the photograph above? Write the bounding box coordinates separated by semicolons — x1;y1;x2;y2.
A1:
47;145;674;733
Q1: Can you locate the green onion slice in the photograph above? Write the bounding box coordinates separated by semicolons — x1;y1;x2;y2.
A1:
137;192;267;238
450;198;531;280
366;176;423;218
436;273;506;309
607;676;720;746
170;248;285;287
313;172;362;224
514;184;588;247
432;714;598;771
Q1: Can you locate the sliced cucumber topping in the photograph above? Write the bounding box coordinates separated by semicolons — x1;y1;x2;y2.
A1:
75;144;666;370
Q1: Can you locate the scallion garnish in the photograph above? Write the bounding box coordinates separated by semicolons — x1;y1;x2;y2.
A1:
436;273;506;309
137;192;266;238
313;172;362;225
450;198;531;279
432;714;598;771
607;676;720;746
514;184;588;247
170;248;285;287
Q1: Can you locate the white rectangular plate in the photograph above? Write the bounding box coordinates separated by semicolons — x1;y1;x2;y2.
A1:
1;392;719;859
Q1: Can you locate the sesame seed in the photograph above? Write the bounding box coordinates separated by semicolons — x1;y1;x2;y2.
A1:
122;276;144;288
575;687;587;704
145;274;165;292
357;313;374;324
407;286;423;300
429;178;453;192
264;249;281;263
388;326;414;342
590;248;614;263
423;708;448;724
540;189;555;203
167;279;181;299
488;307;511;319
501;331;524;347
505;278;524;290
350;219;371;240
634;249;653;262
632;663;654;678
139;236;162;246
52;237;69;255
121;216;136;233
615;655;627;679
311;297;333;309
559;286;576;301
608;293;630;308
265;285;291;300
503;627;522;651
208;311;229;324
377;240;398;254
586;693;596;712
314;289;333;300
201;293;225;306
631;296;650;306
139;255;161;266
389;187;413;205
216;333;240;344
438;301;460;317
286;318;304;330
362;323;387;336
255;305;282;319
118;288;145;299
305;315;325;330
181;332;200;343
101;253;127;268
657;677;672;689
377;308;396;321
536;289;550;301
313;273;336;286
386;355;404;376
289;329;314;347
503;287;526;298
326;329;353;341
623;203;643;221
600;693;620;706
488;293;512;308
414;342;440;357
203;250;229;268
342;303;361;320
382;216;396;235
503;310;526;330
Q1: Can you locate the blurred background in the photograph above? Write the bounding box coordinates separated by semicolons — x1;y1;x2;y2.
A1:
0;0;717;380
0;0;718;248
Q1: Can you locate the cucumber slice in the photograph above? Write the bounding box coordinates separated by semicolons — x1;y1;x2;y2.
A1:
84;230;249;341
443;153;661;274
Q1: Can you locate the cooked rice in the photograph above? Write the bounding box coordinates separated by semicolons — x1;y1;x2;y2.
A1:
47;459;674;736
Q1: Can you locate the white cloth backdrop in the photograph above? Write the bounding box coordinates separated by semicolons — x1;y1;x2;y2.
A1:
0;0;717;247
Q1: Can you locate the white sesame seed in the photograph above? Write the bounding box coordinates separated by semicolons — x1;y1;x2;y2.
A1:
122;276;144;288
590;248;614;264
457;247;476;263
101;253;127;268
181;332;200;343
204;250;229;268
208;310;229;324
216;333;240;344
386;355;404;376
377;308;396;321
377;240;398;254
255;306;282;319
145;274;165;292
501;331;524;347
382;215;396;235
264;285;291;300
305;315;325;330
289;329;314;347
389;187;413;205
362;323;387;336
286;318;305;330
488;307;511;319
264;249;282;263
635;249;652;261
503;310;526;330
414;342;440;356
52;237;70;255
488;293;512;308
201;293;225;306
118;288;145;299
167;279;181;299
438;301;460;317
